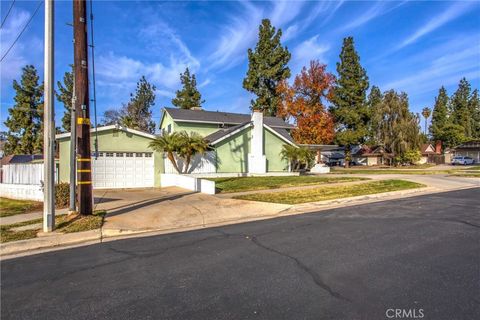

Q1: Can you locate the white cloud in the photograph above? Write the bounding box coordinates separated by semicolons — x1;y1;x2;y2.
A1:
292;35;330;68
338;1;407;32
397;2;475;50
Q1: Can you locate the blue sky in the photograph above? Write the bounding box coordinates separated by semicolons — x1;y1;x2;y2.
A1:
1;0;479;132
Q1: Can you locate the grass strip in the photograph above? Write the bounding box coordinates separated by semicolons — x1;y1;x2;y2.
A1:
448;173;480;178
208;176;369;193
330;168;456;175
0;198;43;218
234;179;425;204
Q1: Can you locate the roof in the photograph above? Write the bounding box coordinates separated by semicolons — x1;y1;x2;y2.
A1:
1;154;43;166
56;124;157;140
205;122;252;144
421;143;437;154
453;140;480;150
354;145;392;157
163;107;294;129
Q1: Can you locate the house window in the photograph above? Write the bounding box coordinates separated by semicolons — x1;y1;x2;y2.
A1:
126;152;133;157
135;152;143;157
97;152;103;157
116;152;124;157
144;153;152;158
167;124;172;133
106;152;114;157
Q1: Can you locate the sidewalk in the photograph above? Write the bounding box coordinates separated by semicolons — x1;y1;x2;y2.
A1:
0;208;69;226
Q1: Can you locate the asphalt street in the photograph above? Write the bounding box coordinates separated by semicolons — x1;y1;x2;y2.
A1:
1;188;479;320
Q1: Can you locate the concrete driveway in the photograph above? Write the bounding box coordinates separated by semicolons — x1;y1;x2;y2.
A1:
95;188;291;236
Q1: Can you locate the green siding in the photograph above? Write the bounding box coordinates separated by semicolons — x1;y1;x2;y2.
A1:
57;129;163;187
175;121;219;137
159;112;176;134
215;128;251;173
264;129;289;171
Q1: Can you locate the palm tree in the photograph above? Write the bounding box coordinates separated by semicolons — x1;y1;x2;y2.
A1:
176;131;210;173
421;107;431;135
280;144;300;171
149;132;182;173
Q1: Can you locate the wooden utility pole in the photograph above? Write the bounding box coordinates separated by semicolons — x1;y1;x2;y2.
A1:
73;0;93;215
43;0;55;231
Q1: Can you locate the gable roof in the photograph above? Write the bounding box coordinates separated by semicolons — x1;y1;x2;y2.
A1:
163;107;294;129
421;143;436;154
55;124;157;140
205;122;252;145
354;145;392;157
1;154;43;166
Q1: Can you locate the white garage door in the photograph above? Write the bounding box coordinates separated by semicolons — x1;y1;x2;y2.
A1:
92;152;154;188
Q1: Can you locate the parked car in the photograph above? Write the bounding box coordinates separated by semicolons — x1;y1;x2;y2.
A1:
451;156;475;165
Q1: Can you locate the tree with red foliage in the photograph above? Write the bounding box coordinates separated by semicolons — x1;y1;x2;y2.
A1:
277;60;336;144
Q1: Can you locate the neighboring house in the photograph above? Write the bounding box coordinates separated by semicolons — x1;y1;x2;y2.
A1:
56;108;297;189
352;145;393;166
0;154;48;184
418;143;441;164
452;140;480;163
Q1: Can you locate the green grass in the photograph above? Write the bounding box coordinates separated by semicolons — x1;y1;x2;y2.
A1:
208;176;369;193
0;198;43;217
234;179;425;204
330;168;455;175
460;166;480;171
448;173;480;178
0;210;107;243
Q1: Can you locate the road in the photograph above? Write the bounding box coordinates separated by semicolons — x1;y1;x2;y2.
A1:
2;188;479;320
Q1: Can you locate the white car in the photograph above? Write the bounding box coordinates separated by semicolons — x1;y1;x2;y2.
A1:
451;156;475;165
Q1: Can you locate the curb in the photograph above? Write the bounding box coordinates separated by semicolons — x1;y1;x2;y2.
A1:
0;229;101;259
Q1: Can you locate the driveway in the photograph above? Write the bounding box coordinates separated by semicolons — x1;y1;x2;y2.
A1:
94;187;291;235
2;188;479;320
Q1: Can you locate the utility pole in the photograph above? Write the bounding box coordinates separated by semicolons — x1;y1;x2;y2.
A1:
73;0;93;215
43;0;55;232
69;70;76;214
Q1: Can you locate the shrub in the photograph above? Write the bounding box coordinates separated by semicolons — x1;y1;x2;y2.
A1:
55;183;70;208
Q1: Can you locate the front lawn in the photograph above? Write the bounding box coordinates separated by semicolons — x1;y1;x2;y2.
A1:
209;176;369;193
234;179;425;204
0;198;43;218
0;211;107;243
330;168;455;175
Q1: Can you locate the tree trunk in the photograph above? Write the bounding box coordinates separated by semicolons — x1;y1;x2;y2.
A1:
183;155;191;174
344;146;351;168
167;152;181;173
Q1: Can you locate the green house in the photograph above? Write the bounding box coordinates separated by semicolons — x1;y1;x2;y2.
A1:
56;108;297;189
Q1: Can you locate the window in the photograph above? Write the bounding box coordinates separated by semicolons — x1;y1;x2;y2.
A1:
135;153;143;157
167;124;172;133
144;153;152;158
97;152;103;157
116;152;124;157
126;152;133;157
106;152;114;157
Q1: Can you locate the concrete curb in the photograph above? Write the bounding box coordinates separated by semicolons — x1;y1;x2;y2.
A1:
2;185;477;259
0;229;101;259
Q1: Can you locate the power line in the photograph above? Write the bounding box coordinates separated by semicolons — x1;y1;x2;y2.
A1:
0;0;42;63
1;0;16;29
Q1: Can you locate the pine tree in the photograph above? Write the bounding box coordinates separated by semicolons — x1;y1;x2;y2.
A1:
430;86;450;141
329;37;369;166
469;89;480;138
451;78;472;137
122;76;156;134
171;68;204;109
243;19;291;116
367;85;383;145
56;66;74;132
4;65;44;155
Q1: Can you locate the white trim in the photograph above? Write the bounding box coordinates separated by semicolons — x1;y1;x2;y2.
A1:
263;124;297;146
209;123;252;145
55;124;157;140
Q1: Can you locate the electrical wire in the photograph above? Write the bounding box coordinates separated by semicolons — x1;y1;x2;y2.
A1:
0;0;42;62
1;0;16;29
89;0;99;159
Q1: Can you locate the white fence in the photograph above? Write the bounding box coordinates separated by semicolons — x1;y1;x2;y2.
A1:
164;151;216;174
1;163;58;185
0;183;44;201
160;174;216;195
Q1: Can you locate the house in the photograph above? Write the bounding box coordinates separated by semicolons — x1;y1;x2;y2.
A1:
352;145;392;166
418;142;441;164
56;108;297;189
452;140;480;163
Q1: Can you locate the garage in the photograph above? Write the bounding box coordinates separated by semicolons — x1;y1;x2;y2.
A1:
92;151;154;188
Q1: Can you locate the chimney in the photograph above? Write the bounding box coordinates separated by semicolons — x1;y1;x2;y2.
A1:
248;110;267;174
435;140;442;154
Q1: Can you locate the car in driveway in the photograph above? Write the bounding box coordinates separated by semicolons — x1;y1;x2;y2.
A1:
451;156;475;165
